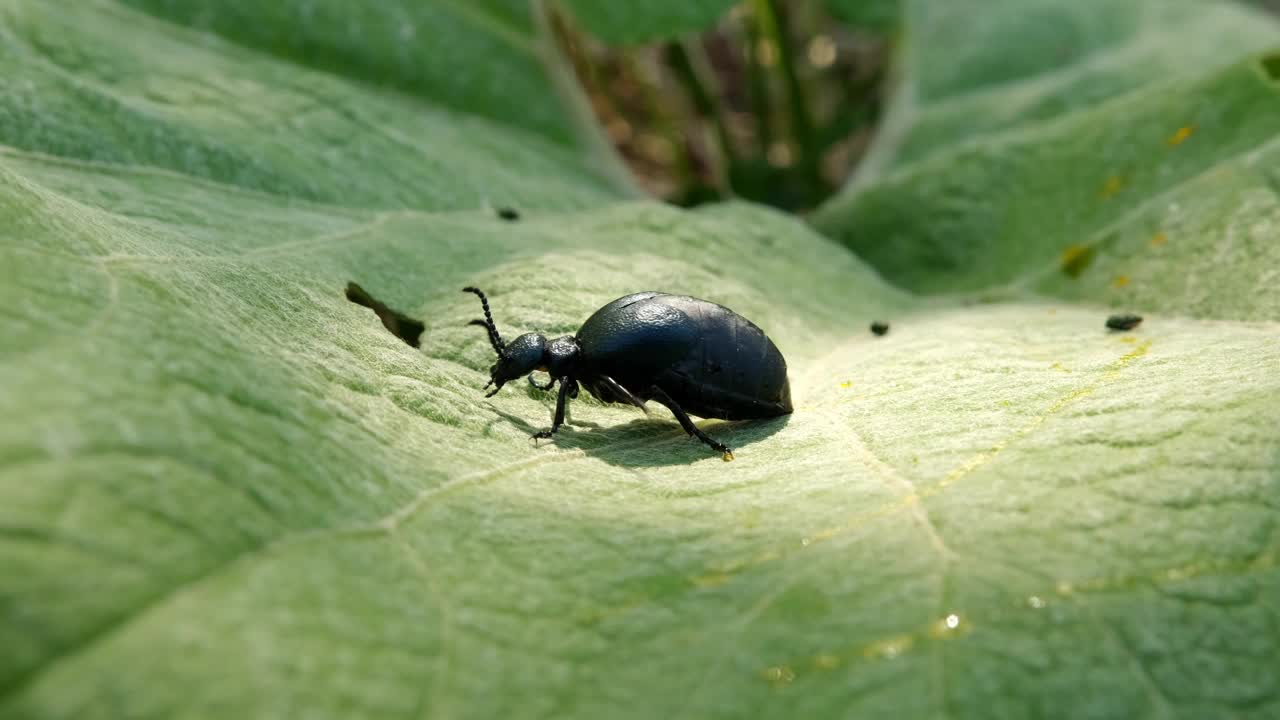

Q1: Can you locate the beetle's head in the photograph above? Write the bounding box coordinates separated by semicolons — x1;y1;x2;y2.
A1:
484;332;546;396
464;287;557;397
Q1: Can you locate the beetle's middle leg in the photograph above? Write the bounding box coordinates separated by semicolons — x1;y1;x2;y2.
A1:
598;374;647;414
532;377;574;441
647;386;733;461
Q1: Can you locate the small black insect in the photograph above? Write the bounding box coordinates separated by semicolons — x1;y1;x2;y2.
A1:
1105;313;1143;331
495;207;520;221
870;321;890;336
463;288;793;460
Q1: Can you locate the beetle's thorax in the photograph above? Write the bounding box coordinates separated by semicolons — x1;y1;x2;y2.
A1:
544;335;580;378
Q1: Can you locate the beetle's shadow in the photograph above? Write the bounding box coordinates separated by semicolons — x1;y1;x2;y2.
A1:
487;407;790;467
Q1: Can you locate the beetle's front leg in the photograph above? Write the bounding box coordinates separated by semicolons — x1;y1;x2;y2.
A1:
527;373;557;392
532;376;573;442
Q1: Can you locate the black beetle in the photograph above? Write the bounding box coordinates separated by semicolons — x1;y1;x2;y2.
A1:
463;288;793;460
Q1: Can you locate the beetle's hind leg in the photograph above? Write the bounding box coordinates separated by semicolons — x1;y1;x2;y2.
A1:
647;386;734;461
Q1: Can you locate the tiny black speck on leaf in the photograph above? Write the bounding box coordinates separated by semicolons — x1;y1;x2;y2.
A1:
870;321;890;336
1105;313;1143;331
496;207;520;221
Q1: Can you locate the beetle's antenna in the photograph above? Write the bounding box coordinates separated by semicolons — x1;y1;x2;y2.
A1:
462;287;505;356
467;319;505;356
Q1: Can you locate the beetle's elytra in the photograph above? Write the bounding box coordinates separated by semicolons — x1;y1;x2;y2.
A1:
463;288;793;460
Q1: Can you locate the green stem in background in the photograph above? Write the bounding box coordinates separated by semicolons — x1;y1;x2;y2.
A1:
537;1;645;197
756;0;820;189
666;39;738;180
740;5;775;160
622;49;696;192
815;58;887;149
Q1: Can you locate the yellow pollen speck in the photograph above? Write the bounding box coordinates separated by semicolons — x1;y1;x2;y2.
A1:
864;635;914;659
1167;125;1195;147
839;381;853;389
1119;336;1137;344
762;665;796;687
1150;232;1168;247
692;572;731;588
722;450;735;462
813;653;841;670
1112;275;1130;288
1050;362;1071;373
1119;339;1151;364
1100;175;1125;198
1059;244;1096;277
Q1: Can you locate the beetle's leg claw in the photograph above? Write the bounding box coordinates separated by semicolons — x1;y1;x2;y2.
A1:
531;429;555;441
708;438;733;461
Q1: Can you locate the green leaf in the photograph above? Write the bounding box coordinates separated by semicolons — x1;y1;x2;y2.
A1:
116;0;572;145
0;0;635;210
3;2;1280;720
824;0;902;31
813;0;1280;315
